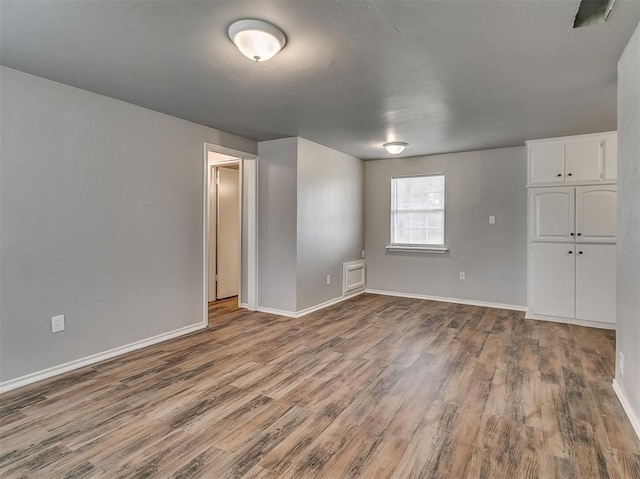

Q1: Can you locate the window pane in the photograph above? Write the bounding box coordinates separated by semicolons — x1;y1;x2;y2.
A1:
411;228;427;244
391;174;445;246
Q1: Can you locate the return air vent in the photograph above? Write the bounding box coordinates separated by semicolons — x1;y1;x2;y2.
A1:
573;0;616;28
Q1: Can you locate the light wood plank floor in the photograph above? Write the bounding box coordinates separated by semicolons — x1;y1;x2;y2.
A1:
1;294;639;478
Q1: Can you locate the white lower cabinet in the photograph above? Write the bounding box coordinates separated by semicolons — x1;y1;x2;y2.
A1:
575;244;616;324
530;243;576;318
529;242;616;325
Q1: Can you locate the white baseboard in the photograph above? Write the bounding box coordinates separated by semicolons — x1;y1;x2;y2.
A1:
256;306;298;318
365;289;527;312
258;289;365;319
613;378;640;441
295;290;365;318
0;322;206;394
525;311;616;330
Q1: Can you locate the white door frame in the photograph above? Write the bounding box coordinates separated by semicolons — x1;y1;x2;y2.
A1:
203;142;258;326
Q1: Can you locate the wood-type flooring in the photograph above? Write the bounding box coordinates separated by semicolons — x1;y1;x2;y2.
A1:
1;293;639;478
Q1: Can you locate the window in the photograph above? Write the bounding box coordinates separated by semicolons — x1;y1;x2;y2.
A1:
390;174;445;247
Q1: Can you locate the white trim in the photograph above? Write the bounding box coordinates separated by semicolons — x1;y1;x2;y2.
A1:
343;260;366;295
385;245;449;253
246;158;258;311
0;323;205;394
257;290;366;319
240;303;249;309
527;180;617;189
525;311;616;330
256;306;298;318
613;379;640;441
365;289;527;312
206;144;258;161
295;290;365;318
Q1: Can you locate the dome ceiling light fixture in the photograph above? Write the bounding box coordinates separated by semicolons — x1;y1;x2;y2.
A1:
228;19;287;62
383;142;408;155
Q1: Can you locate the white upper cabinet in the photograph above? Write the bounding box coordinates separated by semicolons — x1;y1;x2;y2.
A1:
564;139;601;182
575;185;617;243
529;143;565;184
527;132;617;186
530;187;575;242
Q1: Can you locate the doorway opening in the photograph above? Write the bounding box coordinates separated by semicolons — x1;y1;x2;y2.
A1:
203;143;257;326
209;159;240;302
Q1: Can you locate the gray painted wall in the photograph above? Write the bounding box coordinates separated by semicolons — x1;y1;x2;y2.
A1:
296;139;364;311
365;146;527;307
616;23;640;426
257;138;299;312
257;137;364;313
0;67;257;382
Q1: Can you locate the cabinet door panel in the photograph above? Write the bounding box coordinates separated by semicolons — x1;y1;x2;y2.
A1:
529;144;564;184
576;186;616;242
530;243;575;318
565;140;602;182
603;134;617;181
575;244;616;324
530;188;575;242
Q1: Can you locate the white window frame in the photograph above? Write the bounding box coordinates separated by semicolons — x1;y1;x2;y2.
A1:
386;173;449;253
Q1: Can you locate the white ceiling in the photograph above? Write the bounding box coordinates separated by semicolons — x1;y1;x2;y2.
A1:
1;1;639;159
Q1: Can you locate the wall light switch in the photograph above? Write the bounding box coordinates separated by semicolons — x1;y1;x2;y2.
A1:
489;215;496;224
459;272;466;280
362;250;366;259
326;275;331;285
51;315;65;333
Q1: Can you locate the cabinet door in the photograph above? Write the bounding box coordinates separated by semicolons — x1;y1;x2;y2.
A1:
530;243;575;318
530;187;575;242
564;139;602;182
603;134;617;181
575;185;616;243
575;244;616;324
529;143;564;185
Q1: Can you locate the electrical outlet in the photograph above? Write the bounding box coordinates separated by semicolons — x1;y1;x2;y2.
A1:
51;315;65;333
326;275;331;285
459;272;466;280
620;352;624;375
489;215;496;224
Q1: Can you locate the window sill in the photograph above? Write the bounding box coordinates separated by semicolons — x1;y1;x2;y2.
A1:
385;245;449;253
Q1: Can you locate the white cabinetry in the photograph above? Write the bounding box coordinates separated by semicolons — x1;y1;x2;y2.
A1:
527;132;617;186
530;188;574;242
575;244;616;324
530;243;576;318
529;144;565;184
530;185;616;243
526;132;617;329
529;243;616;324
575;186;616;243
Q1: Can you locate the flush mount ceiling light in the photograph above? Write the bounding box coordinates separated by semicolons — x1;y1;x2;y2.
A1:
383;142;408;155
228;19;286;62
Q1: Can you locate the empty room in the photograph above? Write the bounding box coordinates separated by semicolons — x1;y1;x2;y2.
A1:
1;1;640;478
